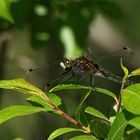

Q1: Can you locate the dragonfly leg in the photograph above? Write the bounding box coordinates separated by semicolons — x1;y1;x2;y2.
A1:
90;74;95;87
78;75;86;82
60;72;75;84
45;70;73;91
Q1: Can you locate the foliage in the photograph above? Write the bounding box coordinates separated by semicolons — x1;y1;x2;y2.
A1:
0;0;123;50
0;61;140;139
0;0;140;139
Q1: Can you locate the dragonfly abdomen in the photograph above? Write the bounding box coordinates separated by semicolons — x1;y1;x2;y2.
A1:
95;71;134;85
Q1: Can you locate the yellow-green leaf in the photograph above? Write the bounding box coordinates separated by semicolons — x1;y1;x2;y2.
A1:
129;117;140;130
107;111;128;140
48;127;83;140
122;83;140;115
0;0;14;23
0;78;45;96
69;135;97;140
85;106;109;122
120;59;129;82
129;68;140;77
49;83;93;92
0;105;45;124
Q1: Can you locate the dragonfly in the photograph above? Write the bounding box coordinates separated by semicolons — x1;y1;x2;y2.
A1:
28;47;134;89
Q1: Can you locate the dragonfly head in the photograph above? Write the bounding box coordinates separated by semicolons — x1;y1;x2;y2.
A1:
60;58;72;71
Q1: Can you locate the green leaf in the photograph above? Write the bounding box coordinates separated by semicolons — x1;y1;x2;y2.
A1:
0;78;45;96
0;105;45;124
95;88;117;101
48;127;83;140
0;0;14;23
49;84;93;92
120;59;129;82
85;106;109;122
122;83;140;115
129;68;140;77
60;26;82;57
90;120;110;139
107;111;128;140
126;128;140;140
75;90;92;126
129;117;140;130
69;135;97;140
50;84;116;101
27;93;62;112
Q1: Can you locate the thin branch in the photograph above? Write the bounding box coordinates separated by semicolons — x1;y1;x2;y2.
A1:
116;81;125;113
40;93;91;133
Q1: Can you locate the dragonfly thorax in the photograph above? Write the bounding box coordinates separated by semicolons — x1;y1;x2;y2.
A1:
60;56;102;75
72;56;100;75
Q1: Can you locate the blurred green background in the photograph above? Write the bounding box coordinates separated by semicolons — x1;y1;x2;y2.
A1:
0;0;140;140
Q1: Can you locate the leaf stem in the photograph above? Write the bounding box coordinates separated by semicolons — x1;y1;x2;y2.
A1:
40;93;91;133
116;81;125;113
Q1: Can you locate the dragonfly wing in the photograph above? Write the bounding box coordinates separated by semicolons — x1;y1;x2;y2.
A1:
84;47;99;68
97;46;134;75
26;61;66;89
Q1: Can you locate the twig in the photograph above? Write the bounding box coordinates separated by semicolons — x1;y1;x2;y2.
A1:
116;81;125;113
40;93;91;133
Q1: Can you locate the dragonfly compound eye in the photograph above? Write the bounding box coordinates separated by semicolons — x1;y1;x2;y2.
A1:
60;58;72;70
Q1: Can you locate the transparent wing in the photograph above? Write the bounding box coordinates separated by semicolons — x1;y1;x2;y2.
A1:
26;60;72;90
87;45;133;74
98;46;133;64
84;47;98;66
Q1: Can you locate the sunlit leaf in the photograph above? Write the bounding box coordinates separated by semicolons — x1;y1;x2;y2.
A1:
48;127;83;140
69;135;97;140
13;137;24;140
120;59;129;82
34;4;48;16
0;0;14;23
129;68;140;77
60;26;82;57
95;88;117;101
0;105;45;124
49;84;93;92
27;93;62;112
49;84;116;101
122;83;140;115
0;78;45;96
107;111;128;140
129;117;140;130
85;106;109;122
